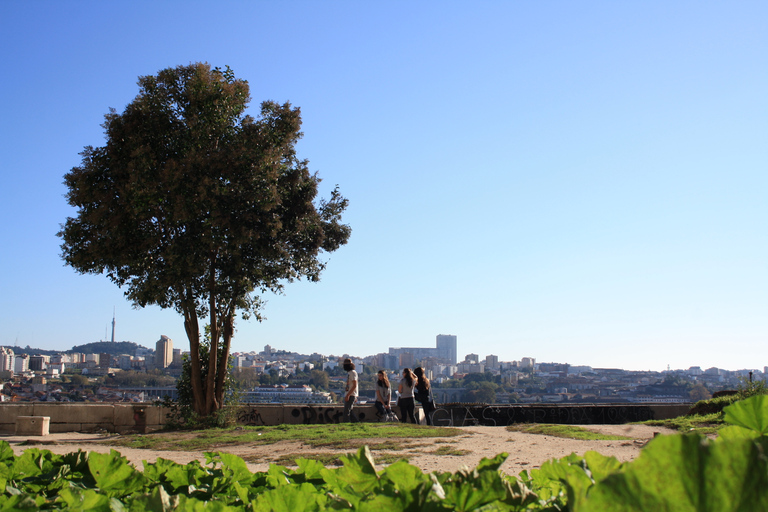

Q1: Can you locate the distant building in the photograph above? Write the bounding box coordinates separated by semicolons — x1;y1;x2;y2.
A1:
485;354;499;370
98;353;111;369
29;355;50;371
0;347;14;372
399;352;416;368
14;354;30;374
155;336;173;369
172;349;182;367
389;334;458;367
436;334;458;365
242;384;333;404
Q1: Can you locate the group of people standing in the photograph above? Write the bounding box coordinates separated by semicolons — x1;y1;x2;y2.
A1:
373;366;436;425
342;358;437;425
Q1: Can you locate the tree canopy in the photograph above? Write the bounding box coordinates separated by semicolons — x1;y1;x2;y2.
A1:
59;63;350;417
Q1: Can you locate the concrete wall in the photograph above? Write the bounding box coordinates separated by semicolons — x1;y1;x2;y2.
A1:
0;403;170;434
0;402;690;433
429;403;691;427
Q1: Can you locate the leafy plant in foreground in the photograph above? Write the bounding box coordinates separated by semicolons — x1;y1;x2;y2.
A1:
2;395;768;510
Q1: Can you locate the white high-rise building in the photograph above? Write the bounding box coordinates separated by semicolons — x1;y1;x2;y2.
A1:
14;354;30;374
0;347;14;372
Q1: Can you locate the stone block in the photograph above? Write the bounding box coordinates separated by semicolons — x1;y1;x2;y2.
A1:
16;416;50;436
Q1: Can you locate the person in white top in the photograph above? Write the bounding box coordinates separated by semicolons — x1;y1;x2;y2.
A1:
343;358;359;423
398;368;417;423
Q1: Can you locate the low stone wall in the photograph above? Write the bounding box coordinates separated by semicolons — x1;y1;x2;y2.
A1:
428;403;691;427
0;403;169;434
0;402;690;433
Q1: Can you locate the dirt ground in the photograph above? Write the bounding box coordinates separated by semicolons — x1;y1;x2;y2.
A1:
1;424;677;476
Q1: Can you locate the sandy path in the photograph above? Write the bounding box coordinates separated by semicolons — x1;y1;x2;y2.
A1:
1;424;676;476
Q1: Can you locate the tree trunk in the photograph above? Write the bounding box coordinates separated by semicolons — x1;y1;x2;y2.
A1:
205;257;220;416
181;298;206;416
215;311;235;407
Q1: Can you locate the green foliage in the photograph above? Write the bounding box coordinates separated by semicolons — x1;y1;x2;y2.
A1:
5;395;768;510
687;393;740;417
166;341;239;429
736;375;768;400
309;369;330;391
70;341;145;356
105;369;176;388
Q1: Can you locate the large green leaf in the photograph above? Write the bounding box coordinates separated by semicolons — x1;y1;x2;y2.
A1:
537;454;594;510
716;425;761;441
583;451;624;481
126;485;175;512
166;495;240;511
10;448;51;480
292;458;326;484
440;468;509;512
0;493;40;511
251;482;327;512
380;459;429;491
378;460;431;511
0;442;14;464
582;434;768;512
57;487;115;512
87;450;147;497
264;463;292;488
322;446;380;498
218;452;254;486
475;453;509;473
143;457;192;492
724;395;768;435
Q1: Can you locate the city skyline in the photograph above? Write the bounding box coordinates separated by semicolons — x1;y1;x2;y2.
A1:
1;2;766;373
1;335;764;375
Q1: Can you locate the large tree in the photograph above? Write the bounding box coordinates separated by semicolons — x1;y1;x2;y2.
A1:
59;63;350;417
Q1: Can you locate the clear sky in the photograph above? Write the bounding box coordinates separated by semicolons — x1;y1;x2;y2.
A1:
1;1;765;372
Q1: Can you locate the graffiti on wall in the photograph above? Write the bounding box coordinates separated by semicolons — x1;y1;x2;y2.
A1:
289;405;370;424
430;404;658;427
236;406;265;426
236;403;666;427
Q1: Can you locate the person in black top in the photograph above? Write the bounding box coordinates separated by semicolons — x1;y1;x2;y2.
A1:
413;366;435;425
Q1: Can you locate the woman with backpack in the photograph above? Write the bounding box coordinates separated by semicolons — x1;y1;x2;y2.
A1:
413;366;436;425
397;368;417;423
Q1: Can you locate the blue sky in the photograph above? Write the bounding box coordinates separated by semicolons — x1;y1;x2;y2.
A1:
0;1;765;371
